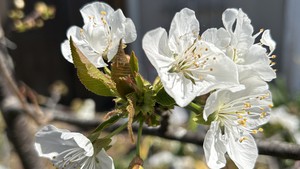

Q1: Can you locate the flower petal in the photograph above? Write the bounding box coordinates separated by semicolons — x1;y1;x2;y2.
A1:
159;72;198;107
201;28;231;50
80;2;114;25
203;121;227;169
226;130;258;169
222;8;238;33
95;149;115;169
260;29;276;55
168;8;199;54
34;125;93;159
238;44;276;81
142;27;173;70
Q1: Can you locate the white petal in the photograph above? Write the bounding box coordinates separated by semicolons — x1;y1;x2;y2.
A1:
123;18;137;43
222;8;238;33
34;125;94;159
168;8;199;54
80;2;114;25
61;40;73;63
238;45;276;81
194;41;241;95
203;90;229;121
260;29;276;55
66;26;86;45
203;121;227;169
201;28;231;50
95;149;115;169
83;22;109;55
160;72;199;107
226;130;258;169
142;28;173;70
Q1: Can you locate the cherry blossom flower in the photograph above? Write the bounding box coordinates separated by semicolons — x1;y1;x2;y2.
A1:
203;76;272;168
35;125;114;169
202;8;276;82
61;2;136;67
142;8;240;107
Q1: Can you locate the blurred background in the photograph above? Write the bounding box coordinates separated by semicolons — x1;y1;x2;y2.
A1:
1;0;300;168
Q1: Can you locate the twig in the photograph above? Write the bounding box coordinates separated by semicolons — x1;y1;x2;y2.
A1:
47;110;300;160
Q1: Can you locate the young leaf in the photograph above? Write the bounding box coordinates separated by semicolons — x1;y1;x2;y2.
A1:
69;37;116;97
129;51;139;74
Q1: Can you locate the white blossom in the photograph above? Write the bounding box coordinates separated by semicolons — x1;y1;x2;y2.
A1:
35;125;114;169
202;8;276;82
142;8;240;107
203;76;273;169
61;2;136;67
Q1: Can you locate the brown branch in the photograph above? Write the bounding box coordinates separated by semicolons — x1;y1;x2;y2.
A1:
0;29;43;169
48;110;300;160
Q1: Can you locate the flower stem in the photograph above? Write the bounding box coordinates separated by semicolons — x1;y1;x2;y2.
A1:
136;120;143;156
185;102;203;114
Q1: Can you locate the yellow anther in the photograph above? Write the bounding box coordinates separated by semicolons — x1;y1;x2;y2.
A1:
270;62;276;66
238;118;247;127
251;130;258;134
247;112;251;115
100;11;107;15
259;107;265;110
101;17;107;25
271;55;277;59
260;112;267;118
268;104;274;108
244;102;251;108
260;28;264;32
258;128;264;132
237;114;243;119
239;137;248;143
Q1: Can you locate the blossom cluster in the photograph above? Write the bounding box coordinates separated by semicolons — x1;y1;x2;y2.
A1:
143;8;276;169
34;2;276;169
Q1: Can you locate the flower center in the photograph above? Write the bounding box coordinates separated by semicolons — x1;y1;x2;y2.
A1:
168;41;214;84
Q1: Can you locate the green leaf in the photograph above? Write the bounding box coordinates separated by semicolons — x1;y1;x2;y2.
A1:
155;87;175;106
89;114;122;142
129;51;139;74
69;38;116;97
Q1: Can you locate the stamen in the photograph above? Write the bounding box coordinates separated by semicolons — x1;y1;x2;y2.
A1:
100;11;107;15
239;136;248;143
260;112;267;118
244;102;251;108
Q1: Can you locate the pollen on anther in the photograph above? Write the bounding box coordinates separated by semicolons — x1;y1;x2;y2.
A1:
258;128;264;132
244;102;251;108
239;137;248;143
100;11;107;15
260;112;267;118
268;104;274;108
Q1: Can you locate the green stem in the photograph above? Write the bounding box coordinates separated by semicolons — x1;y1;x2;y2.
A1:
89;114;122;142
105;121;128;139
136;120;143;156
185;102;203;114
